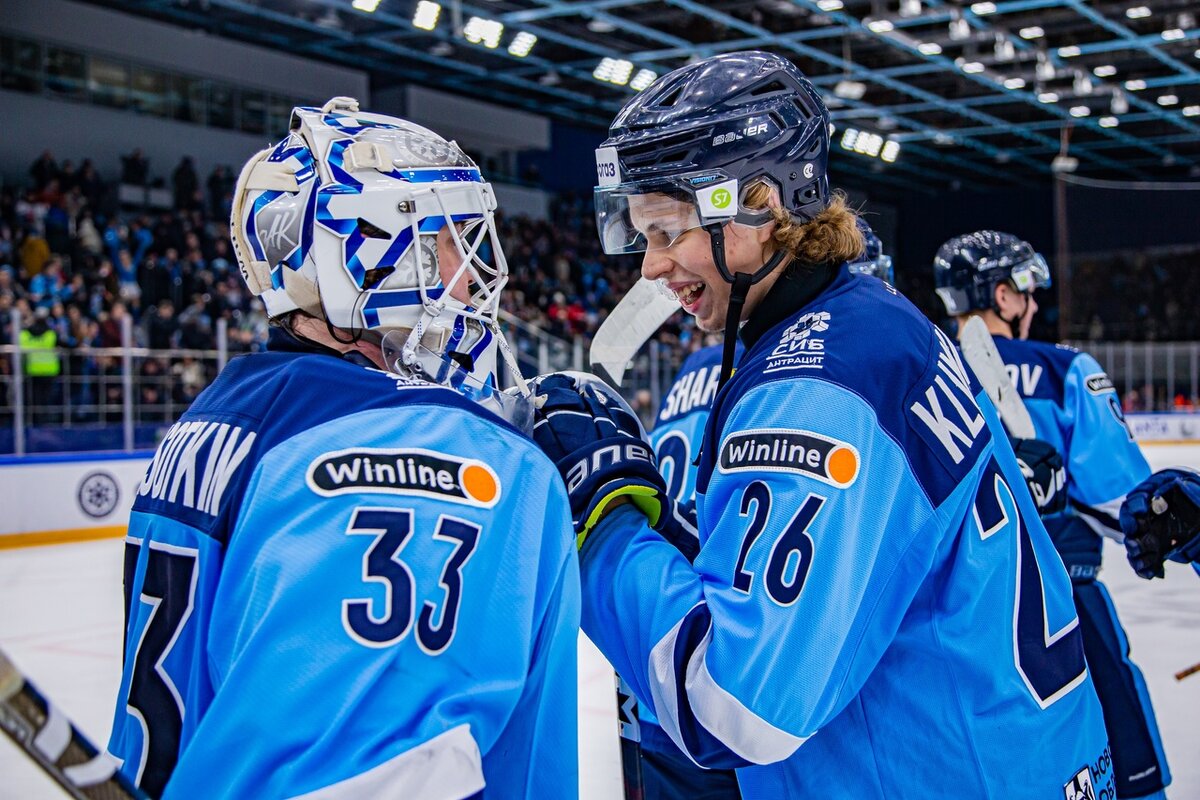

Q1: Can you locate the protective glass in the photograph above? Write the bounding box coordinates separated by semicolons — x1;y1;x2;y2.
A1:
1009;253;1051;292
595;183;704;256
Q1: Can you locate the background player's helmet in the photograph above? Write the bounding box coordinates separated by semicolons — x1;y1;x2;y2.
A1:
593;50;831;268
933;230;1051;315
230;97;521;396
847;218;893;283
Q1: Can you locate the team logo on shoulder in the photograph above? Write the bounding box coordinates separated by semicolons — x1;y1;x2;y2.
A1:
766;311;830;374
1085;373;1115;395
1063;766;1096;800
308;448;501;507
718;428;859;488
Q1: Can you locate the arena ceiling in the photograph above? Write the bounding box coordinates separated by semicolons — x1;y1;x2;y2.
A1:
90;0;1200;193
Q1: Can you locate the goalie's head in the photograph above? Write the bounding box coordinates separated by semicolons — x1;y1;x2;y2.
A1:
231;97;515;395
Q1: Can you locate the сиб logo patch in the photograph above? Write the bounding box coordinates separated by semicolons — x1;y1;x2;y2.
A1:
718;428;859;488
308;448;500;507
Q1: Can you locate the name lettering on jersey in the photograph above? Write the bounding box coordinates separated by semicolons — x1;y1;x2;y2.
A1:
138;420;257;515
659;365;721;422
910;328;986;464
765;311;829;374
718;428;859;489
308;448;500;508
1085;373;1115;395
1004;362;1043;396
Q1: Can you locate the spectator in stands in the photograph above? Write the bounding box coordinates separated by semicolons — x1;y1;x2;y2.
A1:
146;299;179;350
18;225;50;278
206;165;234;218
28;257;65;308
172;156;199;211
29;150;58;189
121;148;150;186
99;301;130;348
21;307;60;423
78;159;106;209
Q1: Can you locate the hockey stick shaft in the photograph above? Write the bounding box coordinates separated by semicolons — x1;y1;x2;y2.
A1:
958;317;1036;439
615;673;645;800
0;647;148;800
1176;661;1200;681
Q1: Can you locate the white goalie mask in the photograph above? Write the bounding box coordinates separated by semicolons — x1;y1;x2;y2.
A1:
230;97;528;409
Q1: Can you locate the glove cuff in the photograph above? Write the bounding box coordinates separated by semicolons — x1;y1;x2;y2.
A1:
577;481;663;550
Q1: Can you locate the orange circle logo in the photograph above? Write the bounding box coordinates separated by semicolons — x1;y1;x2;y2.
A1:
826;447;859;486
461;464;499;504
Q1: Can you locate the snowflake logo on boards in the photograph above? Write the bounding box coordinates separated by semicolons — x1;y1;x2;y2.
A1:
77;471;120;519
766;311;830;373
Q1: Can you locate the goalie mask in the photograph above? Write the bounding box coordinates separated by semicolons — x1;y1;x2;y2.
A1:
231;97;527;408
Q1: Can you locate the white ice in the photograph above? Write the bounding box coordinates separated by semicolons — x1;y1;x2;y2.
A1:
2;445;1199;799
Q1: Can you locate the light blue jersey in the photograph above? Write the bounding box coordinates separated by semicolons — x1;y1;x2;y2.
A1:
582;267;1113;798
651;343;741;506
108;347;579;799
992;337;1151;568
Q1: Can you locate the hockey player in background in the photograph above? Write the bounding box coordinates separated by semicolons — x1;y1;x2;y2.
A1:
846;217;894;283
106;99;580;799
529;51;1115;798
933;230;1170;799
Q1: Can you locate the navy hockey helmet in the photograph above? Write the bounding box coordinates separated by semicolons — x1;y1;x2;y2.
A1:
847;217;894;283
933;230;1051;316
593;50;831;277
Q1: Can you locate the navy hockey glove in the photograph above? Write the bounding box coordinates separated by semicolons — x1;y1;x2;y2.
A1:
1011;438;1067;516
1119;468;1200;579
530;372;667;549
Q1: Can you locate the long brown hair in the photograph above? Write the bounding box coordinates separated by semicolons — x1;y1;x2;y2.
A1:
743;182;864;269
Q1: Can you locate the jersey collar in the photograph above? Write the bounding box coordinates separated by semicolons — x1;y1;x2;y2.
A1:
739;260;841;351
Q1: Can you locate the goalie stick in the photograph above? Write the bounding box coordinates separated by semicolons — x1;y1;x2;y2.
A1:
0;647;147;800
958;316;1036;439
589;277;679;388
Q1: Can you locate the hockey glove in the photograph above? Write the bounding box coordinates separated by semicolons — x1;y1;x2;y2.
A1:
1011;437;1067;516
530;372;667;549
1119;468;1200;579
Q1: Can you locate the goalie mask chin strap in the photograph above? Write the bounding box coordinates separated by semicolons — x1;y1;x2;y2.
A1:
708;223;787;388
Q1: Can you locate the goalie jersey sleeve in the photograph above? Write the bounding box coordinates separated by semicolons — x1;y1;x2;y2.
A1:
579;270;1113;798
992;337;1151;543
107;351;580;800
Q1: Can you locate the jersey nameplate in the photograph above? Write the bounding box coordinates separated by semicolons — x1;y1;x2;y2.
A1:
1085;373;1115;395
659;364;721;423
718;428;859;489
138;420;257;516
308;448;501;507
910;328;986;465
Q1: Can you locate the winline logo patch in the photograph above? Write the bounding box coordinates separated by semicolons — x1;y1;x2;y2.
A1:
718;428;860;488
308;448;501;507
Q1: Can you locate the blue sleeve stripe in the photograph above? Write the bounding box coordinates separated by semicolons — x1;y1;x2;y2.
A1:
649;603;804;769
1070;497;1124;540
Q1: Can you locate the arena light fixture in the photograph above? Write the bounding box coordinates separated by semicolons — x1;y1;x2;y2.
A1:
900;0;922;17
1019;26;1044;39
412;0;440;30
1182;105;1200;117
507;31;537;57
881;140;901;163
1125;6;1151;18
994;36;1015;61
1038;91;1059;103
918;42;943;55
1098;116;1119;127
834;80;868;100
630;69;657;91
1111;91;1129;114
1074;72;1093;95
1004;77;1026;89
1157;94;1179;106
1069;105;1090;117
463;16;504;48
840;128;899;163
817;0;844;10
960;61;986;73
970;2;997;15
594;57;634;86
867;19;895;33
1058;46;1082;57
1161;28;1186;41
949;16;971;40
1093;65;1117;77
351;0;381;12
586;18;616;33
1124;79;1147;91
1036;55;1056;81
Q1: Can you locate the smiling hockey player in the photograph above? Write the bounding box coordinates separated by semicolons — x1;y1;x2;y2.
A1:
106;98;579;799
527;51;1115;798
935;230;1173;799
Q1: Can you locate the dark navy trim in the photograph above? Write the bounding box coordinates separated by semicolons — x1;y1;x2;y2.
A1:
0;450;155;466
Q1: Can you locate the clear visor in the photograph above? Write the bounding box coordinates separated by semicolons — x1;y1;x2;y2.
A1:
1009;253;1051;293
595;183;703;256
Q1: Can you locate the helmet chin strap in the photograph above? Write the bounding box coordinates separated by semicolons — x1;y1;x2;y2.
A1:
992;286;1029;340
707;223;787;388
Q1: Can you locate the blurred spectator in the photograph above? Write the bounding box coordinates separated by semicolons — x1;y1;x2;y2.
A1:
146;299;179;350
29;150;58;189
20;306;60;422
172;156;199;211
121;148;149;186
